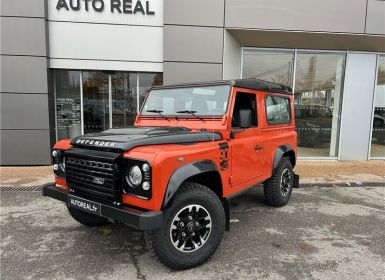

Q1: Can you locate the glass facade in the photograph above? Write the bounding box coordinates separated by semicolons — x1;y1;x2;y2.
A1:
242;50;294;87
294;52;345;157
370;55;385;158
55;70;81;140
242;48;345;158
54;70;163;141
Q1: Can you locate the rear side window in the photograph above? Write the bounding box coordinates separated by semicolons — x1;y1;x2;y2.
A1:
265;95;291;124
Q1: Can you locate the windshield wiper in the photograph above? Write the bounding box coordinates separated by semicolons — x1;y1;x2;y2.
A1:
176;110;203;120
145;110;166;118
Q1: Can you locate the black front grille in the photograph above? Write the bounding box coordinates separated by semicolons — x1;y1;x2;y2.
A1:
66;155;119;201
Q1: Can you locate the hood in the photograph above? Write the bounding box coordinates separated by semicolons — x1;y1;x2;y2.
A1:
70;126;222;151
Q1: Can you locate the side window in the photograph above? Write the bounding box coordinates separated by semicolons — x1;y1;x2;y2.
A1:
232;92;257;127
265;95;291;124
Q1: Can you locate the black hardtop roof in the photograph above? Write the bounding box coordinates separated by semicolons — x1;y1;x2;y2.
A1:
150;79;293;95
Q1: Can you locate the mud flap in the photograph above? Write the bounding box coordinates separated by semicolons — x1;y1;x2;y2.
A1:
293;173;300;189
222;198;231;231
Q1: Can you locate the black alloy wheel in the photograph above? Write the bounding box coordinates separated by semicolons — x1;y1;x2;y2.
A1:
264;158;294;207
145;182;225;270
280;168;292;197
170;204;212;253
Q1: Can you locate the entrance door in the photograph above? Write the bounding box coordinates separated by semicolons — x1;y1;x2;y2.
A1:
111;73;138;128
230;92;264;187
82;71;109;134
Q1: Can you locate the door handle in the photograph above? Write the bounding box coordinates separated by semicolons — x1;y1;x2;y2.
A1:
255;145;263;152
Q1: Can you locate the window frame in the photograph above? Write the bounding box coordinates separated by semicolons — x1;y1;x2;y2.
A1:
231;91;258;128
264;94;292;125
140;84;231;118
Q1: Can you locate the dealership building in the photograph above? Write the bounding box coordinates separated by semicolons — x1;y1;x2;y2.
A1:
1;0;385;165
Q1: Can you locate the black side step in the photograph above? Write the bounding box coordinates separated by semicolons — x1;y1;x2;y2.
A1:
293;173;300;188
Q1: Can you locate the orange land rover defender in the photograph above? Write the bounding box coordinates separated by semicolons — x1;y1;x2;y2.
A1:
43;79;299;269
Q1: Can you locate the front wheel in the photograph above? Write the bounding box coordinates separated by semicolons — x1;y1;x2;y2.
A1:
264;158;294;207
145;182;225;270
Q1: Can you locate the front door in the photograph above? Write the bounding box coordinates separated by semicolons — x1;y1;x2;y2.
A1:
230;92;264;187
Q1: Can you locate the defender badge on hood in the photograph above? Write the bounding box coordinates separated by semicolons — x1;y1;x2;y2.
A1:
75;139;116;148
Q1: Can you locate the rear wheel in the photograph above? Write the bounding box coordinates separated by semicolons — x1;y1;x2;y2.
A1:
145;182;225;270
264;158;294;207
67;206;110;227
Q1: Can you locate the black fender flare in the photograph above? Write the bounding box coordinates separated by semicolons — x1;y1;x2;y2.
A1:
162;160;219;208
273;144;295;171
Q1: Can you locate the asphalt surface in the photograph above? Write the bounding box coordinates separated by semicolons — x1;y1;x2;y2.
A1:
1;186;384;280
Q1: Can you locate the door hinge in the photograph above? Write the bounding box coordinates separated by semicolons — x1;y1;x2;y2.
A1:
228;176;233;185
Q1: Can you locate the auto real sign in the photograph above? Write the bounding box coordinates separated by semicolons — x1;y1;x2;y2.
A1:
48;0;163;72
49;0;162;26
55;0;155;15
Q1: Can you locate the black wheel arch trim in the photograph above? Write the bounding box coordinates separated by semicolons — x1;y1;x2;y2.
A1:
273;144;296;171
162;160;221;208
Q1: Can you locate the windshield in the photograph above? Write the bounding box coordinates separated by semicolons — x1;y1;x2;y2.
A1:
141;85;231;117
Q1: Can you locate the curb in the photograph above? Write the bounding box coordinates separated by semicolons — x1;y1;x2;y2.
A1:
299;181;385;188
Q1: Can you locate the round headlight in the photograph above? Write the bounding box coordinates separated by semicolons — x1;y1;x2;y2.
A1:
126;165;142;187
142;181;150;191
142;163;150;172
52;150;58;157
53;164;59;171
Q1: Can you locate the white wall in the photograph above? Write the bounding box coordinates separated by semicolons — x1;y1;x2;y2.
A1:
222;30;241;80
339;53;377;160
48;0;163;72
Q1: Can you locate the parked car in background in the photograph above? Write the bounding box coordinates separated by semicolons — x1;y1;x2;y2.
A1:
373;108;385;127
372;107;385;144
295;105;333;147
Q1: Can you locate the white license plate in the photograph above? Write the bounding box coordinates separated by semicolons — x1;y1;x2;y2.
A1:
68;195;101;215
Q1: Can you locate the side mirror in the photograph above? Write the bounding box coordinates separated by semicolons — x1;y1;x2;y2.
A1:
239;109;252;128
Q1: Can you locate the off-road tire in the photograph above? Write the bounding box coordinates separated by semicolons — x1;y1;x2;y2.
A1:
145;182;225;270
264;158;294;207
67;206;110;227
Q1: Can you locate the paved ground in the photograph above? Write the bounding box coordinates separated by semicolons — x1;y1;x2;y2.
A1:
1;185;384;280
